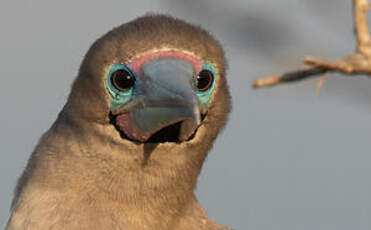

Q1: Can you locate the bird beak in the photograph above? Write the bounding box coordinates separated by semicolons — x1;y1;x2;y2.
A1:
112;58;202;142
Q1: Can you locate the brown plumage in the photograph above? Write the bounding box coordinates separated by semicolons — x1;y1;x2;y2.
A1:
6;14;232;230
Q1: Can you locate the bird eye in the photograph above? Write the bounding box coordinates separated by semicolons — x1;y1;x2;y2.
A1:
196;69;214;92
111;69;136;91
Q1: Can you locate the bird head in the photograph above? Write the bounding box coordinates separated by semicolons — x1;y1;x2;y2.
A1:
66;14;231;152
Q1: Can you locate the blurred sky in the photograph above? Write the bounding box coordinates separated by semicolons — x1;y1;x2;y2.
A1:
1;0;371;229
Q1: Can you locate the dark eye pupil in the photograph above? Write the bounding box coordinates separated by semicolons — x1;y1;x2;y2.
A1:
111;70;135;91
196;70;214;91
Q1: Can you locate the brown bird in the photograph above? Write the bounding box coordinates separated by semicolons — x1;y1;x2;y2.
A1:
6;14;232;230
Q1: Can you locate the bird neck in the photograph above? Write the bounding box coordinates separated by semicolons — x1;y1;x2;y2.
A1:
56;114;209;215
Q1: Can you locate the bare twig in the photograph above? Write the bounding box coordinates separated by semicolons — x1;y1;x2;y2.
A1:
252;67;327;88
354;0;371;55
253;0;371;89
315;71;330;93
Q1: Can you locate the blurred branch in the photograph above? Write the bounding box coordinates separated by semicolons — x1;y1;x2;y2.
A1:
253;0;371;89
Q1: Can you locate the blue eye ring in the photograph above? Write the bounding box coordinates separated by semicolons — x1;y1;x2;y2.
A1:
111;69;136;91
195;63;217;107
105;64;137;111
106;64;136;97
196;69;214;92
195;63;217;94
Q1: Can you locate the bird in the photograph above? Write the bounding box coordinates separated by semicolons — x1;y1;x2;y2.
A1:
6;14;232;230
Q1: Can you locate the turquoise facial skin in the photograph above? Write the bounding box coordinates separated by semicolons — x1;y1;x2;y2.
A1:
105;62;217;112
105;64;137;111
196;63;217;108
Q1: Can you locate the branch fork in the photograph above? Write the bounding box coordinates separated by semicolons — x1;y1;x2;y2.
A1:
253;0;371;89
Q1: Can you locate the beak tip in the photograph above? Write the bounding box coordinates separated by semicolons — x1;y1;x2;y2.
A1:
179;119;199;142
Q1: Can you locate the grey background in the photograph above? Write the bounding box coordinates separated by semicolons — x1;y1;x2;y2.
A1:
1;0;371;229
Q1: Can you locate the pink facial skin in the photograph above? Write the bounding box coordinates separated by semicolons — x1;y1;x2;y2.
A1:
115;51;203;142
116;113;199;143
116;113;149;142
129;51;203;80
